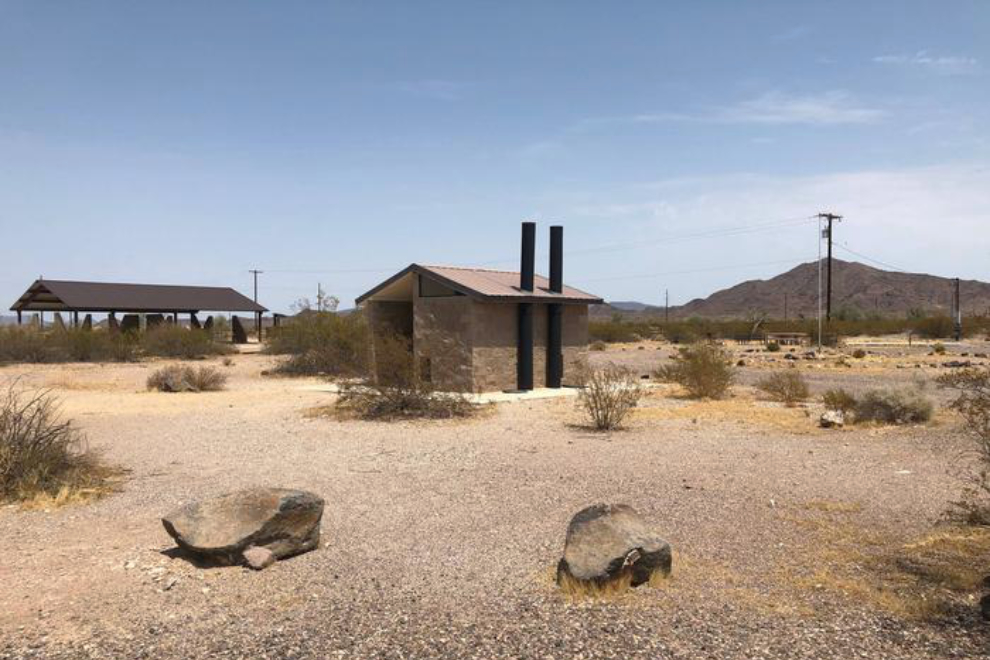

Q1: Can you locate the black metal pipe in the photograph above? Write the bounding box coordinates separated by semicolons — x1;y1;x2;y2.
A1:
549;225;563;293
547;304;562;388
520;221;536;291
517;302;533;390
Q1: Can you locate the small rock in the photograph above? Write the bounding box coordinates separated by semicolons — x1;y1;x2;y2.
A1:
820;410;845;428
243;546;276;570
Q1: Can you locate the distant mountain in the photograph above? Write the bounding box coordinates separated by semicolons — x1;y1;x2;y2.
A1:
601;259;990;320
609;301;655;312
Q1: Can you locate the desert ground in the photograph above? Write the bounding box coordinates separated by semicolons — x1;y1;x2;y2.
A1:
1;340;989;659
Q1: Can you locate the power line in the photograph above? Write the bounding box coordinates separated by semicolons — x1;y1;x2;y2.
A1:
254;214;820;275
834;243;909;273
576;256;815;284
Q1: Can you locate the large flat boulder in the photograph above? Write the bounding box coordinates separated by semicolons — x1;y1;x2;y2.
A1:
556;503;671;589
162;488;324;567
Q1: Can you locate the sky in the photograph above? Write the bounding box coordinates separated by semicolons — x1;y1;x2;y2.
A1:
1;1;988;313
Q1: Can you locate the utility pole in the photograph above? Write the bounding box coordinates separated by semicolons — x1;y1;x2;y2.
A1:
818;213;842;324
953;278;962;341
249;269;263;303
665;289;669;323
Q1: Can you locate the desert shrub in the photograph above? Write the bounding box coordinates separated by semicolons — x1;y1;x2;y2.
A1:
589;340;607;352
931;342;947;355
936;368;990;525
578;366;642;431
756;370;809;406
0;327;137;364
266;311;370;377
914;316;954;339
335;334;473;420
854;387;934;425
147;365;227;392
654;343;734;399
0;383;115;503
588;320;642;344
822;388;858;415
141;326;231;359
766;341;780;352
852;349;867;359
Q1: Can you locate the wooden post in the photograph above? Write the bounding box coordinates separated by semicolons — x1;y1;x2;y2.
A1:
17;310;22;325
73;311;79;328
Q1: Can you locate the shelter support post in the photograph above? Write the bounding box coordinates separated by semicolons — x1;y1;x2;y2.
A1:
17;310;22;325
73;311;79;328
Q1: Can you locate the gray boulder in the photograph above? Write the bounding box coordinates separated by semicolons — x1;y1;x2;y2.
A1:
162;488;324;566
556;503;671;588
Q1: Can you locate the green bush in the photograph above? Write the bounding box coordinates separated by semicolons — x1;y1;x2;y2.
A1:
655;343;734;399
931;342;947;355
588;320;642;344
854;387;933;425
766;341;781;352
265;311;370;377
852;349;867;359
146;365;227;392
756;370;809;406
140;326;231;359
578;366;642;430
0;383;115;503
822;388;858;415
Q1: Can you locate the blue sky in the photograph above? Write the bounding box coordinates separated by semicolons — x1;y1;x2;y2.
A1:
1;1;988;312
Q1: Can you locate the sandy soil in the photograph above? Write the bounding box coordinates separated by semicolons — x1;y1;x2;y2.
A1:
1;342;988;659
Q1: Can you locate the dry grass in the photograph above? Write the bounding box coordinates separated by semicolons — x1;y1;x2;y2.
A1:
1;382;123;506
633;390;818;434
779;500;990;621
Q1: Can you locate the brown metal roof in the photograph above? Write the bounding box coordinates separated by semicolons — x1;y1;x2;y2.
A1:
10;279;267;313
356;264;603;305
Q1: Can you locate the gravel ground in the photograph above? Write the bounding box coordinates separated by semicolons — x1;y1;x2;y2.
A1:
1;346;988;659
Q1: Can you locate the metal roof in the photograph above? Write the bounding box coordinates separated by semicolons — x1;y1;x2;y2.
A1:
356;264;603;305
10;279;267;313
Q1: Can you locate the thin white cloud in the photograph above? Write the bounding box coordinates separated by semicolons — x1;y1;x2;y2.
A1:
873;50;980;76
568;164;990;285
713;91;886;125
590;91;886;128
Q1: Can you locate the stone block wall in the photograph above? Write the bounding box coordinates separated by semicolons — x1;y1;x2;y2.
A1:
471;302;589;392
412;283;474;393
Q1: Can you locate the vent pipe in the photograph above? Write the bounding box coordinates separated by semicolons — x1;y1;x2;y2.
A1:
547;225;563;388
549;225;563;293
520;221;536;292
517;222;536;390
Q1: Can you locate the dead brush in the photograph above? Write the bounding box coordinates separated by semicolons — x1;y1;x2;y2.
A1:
0;381;121;505
937;367;990;525
756;370;809;407
577;366;642;431
146;365;227;392
334;333;474;421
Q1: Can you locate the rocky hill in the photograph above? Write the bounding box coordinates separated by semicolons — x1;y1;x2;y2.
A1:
599;259;990;320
